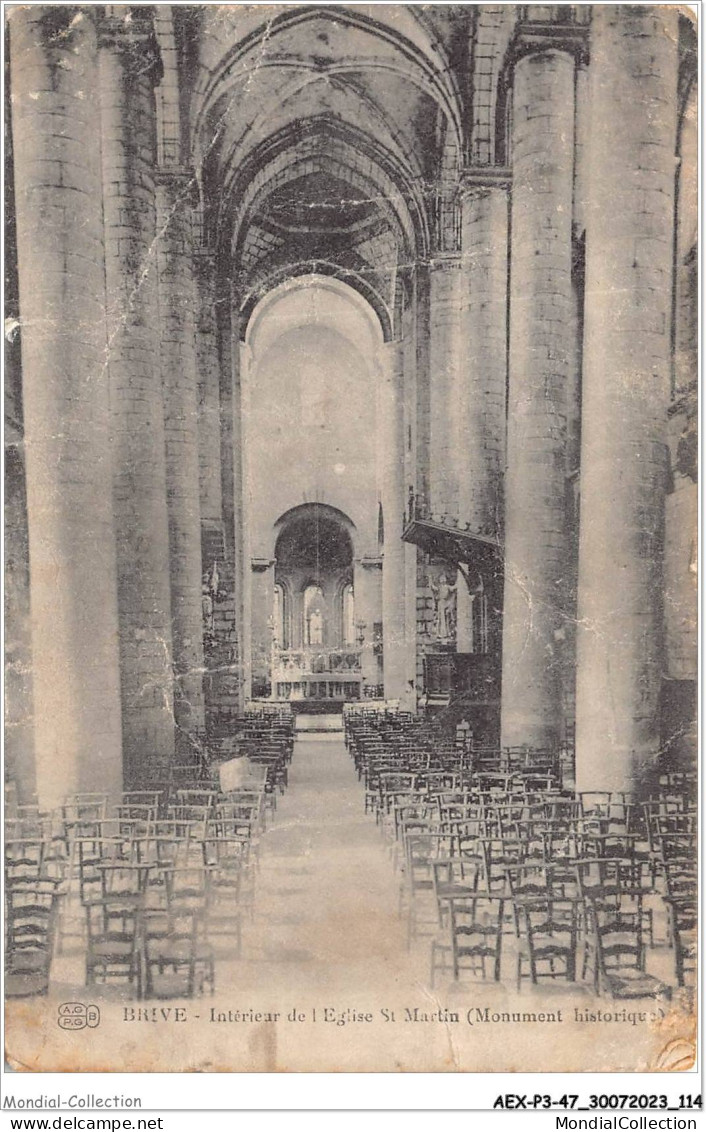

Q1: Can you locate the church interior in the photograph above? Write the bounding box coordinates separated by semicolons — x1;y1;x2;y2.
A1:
4;4;698;1045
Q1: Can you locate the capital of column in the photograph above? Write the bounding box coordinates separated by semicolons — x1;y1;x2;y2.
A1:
429;252;462;274
458;166;512;205
155;165;198;217
155;165;195;188
97;14;163;85
503;16;589;75
20;5;92;49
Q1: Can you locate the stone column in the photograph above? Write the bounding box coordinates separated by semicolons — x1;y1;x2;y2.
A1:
194;249;223;528
10;6;123;806
428;256;463;521
575;7;678;794
501;42;576;750
457;170;510;650
155;168;205;742
200;288;243;716
194;249;226;723
250;562;274;696
99;15;175;784
379;341;407;702
354;558;382;689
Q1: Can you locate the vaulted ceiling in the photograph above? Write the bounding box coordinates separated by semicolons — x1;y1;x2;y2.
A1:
175;4;474;334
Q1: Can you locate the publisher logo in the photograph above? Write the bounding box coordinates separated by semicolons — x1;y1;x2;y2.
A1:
58;1003;100;1030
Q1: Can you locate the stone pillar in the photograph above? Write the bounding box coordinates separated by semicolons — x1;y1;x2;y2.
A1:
10;6;123;807
354;558;382;689
575;7;678;794
194;249;223;528
414;268;432;512
233;314;250;705
501;43;576;750
99;15;175;784
155;168;205;742
379;341;407;702
4;446;36;804
428;256;462;521
250;563;274;696
457;171;510;650
199;287;243;716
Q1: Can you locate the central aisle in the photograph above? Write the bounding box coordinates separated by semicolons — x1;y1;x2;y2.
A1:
228;733;428;1002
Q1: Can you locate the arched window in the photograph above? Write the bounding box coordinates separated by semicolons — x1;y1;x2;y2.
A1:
303;585;325;646
273;583;287;648
342;584;355;646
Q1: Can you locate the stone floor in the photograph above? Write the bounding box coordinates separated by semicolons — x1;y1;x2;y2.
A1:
5;732;694;1073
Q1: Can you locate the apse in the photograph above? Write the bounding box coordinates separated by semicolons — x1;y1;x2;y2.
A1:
243;277;383;700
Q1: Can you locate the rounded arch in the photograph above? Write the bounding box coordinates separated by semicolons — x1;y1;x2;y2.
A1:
244;273;386;356
191;3;459;278
274;504;357;652
242;265;392;347
217;68;428;192
192;4;463;163
217;119;425;335
274;502;357;557
225;120;424;260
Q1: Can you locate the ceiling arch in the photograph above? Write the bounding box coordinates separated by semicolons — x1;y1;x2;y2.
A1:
192;4;463;166
242;267;392;347
226;123;424;259
220;118;422;339
188;3;463;337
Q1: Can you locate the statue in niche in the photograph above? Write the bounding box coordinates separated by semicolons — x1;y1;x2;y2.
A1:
307;606;324;646
430;572;457;641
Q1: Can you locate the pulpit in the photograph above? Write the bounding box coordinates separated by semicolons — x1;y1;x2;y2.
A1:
403;507;503;745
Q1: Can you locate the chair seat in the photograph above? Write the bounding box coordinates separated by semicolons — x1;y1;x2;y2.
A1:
89;940;135;960
147;939;214;963
436;884;478;900
7;947;51;973
604;970;672;1000
5;969;50;997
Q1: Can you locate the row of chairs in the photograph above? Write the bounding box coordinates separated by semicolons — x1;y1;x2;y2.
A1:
350;718;696;1001
5;760;284;999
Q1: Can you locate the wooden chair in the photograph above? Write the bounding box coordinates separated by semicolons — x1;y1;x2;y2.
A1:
402;832;448;945
663;897;697;988
203;838;247;953
589;907;671;1001
517;899;579;991
431;857;480;924
85;896;142;997
5;884;58;997
143;883;215;1000
5;838;44;889
430;896;505;987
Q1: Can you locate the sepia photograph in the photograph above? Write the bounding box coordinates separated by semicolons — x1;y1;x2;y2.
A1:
3;0;698;1078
